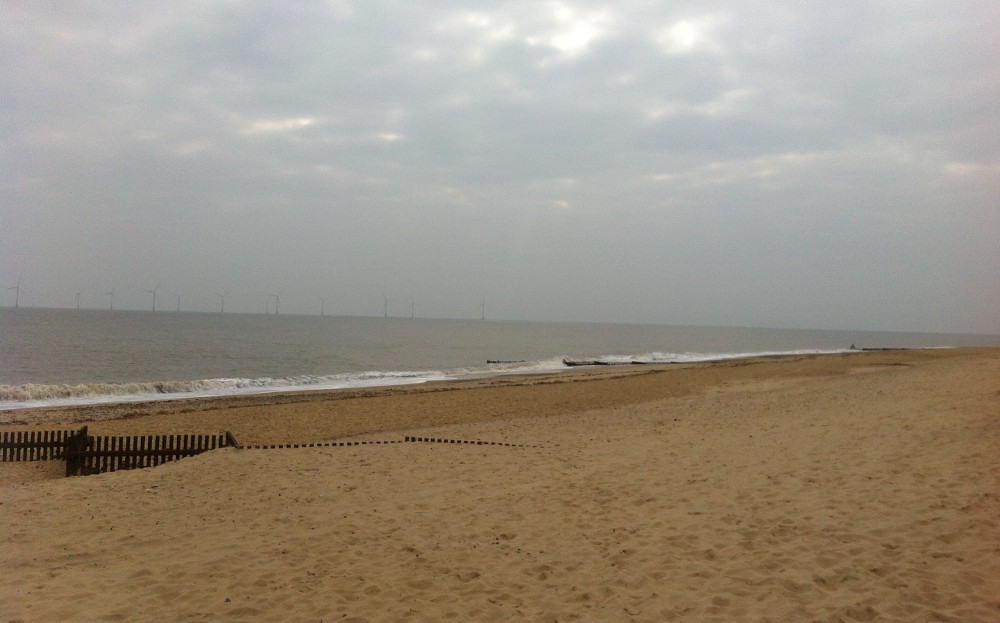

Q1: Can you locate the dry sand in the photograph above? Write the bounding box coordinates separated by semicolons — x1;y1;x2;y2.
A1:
1;348;998;622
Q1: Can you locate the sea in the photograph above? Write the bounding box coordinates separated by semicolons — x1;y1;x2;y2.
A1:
2;307;997;411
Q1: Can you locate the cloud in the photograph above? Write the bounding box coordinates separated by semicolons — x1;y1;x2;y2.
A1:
655;13;732;56
2;1;998;332
242;117;318;134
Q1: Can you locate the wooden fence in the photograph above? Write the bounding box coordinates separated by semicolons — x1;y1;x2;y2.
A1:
1;427;537;477
404;436;538;448
63;427;239;476
239;437;537;450
239;439;402;450
0;429;77;461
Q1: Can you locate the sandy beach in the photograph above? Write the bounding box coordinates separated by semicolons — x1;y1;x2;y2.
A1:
2;348;998;622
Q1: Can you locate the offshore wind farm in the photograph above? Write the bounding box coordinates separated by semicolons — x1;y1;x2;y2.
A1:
2;305;998;411
11;272;496;318
0;278;499;320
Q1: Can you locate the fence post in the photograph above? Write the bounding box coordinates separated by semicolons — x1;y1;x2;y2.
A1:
64;426;90;477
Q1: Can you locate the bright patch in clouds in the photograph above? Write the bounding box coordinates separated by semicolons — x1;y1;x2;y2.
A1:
943;161;1000;178
436;4;614;64
542;3;614;58
444;11;516;42
244;118;316;135
656;14;730;55
650;151;824;189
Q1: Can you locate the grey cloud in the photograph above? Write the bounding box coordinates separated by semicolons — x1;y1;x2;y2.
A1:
2;1;998;332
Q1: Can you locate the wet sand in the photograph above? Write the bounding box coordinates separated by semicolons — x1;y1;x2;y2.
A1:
2;348;998;621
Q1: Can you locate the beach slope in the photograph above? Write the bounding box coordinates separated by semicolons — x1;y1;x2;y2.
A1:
2;349;998;621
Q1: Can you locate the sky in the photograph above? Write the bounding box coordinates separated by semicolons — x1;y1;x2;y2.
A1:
2;1;998;334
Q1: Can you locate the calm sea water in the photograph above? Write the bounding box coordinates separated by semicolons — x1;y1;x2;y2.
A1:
2;307;997;410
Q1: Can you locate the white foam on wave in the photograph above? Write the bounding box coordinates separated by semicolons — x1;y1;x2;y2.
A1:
560;348;850;366
490;357;571;375
641;348;850;363
0;348;853;411
0;370;453;411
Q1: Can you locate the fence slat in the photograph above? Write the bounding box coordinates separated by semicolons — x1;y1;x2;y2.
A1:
125;436;134;470
116;436;125;472
100;436;109;473
87;435;96;474
108;436;116;473
1;429;78;463
89;435;98;474
98;435;106;473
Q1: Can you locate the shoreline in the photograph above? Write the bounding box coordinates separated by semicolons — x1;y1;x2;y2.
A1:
0;348;992;443
0;347;975;431
2;346;998;621
7;341;986;415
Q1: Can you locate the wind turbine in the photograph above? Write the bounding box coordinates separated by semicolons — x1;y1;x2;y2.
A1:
175;294;181;312
7;276;21;308
75;292;81;310
268;289;284;315
410;299;416;320
478;295;486;321
144;286;159;311
104;286;116;310
382;293;391;318
214;292;225;314
317;295;326;316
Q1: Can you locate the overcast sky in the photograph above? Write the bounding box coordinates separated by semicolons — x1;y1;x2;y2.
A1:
2;1;998;333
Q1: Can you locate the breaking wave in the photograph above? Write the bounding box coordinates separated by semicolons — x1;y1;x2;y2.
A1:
0;370;452;410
